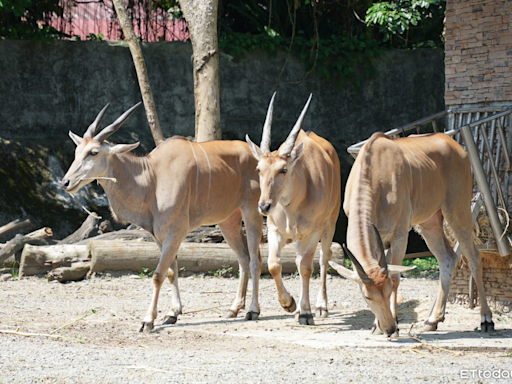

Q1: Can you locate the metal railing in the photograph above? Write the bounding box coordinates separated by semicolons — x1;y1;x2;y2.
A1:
347;107;512;257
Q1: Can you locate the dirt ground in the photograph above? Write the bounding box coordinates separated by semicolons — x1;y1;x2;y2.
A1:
1;271;512;383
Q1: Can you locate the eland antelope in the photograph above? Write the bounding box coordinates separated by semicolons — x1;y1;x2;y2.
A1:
329;132;494;336
61;102;264;332
246;94;341;325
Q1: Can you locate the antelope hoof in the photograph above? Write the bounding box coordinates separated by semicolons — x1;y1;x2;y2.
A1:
390;329;400;338
245;311;259;321
162;316;178;325
315;307;328;318
282;297;297;313
139;321;154;333
297;313;315;326
224;309;238;319
423;321;438;332
481;320;495;333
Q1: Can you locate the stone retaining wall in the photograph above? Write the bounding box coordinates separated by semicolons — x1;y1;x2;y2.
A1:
449;252;512;313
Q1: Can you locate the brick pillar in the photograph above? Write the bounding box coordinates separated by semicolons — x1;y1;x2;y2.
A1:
445;0;512;107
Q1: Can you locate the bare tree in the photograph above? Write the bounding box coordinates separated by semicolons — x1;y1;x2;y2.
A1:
112;0;165;146
180;0;222;142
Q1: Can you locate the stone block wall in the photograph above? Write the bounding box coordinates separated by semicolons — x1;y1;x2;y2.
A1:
445;0;512;311
449;252;512;313
445;0;512;107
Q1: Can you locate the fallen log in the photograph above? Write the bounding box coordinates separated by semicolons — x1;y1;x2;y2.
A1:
89;240;343;274
26;227;54;240
75;229;153;245
0;227;53;266
47;262;91;283
0;219;31;239
19;244;89;277
60;215;100;245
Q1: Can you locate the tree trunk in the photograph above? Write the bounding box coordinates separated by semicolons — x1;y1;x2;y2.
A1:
180;0;222;142
89;240;343;274
112;0;165;147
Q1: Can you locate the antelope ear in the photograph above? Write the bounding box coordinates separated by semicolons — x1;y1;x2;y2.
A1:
387;265;416;276
109;142;140;154
290;141;304;164
69;131;83;146
328;261;362;285
246;134;262;161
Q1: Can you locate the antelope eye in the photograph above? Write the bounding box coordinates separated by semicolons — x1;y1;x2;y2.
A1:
280;168;287;174
89;150;99;156
256;168;260;173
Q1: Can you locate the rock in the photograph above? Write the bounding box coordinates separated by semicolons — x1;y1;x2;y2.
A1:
0;273;12;282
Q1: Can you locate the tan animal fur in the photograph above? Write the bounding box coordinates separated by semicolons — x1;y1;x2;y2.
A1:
246;94;341;325
62;103;263;332
330;132;494;336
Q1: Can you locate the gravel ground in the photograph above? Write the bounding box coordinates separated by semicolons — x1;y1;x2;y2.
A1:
1;272;511;383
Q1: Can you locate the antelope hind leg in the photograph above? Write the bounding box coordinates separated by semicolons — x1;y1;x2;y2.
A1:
218;209;251;319
315;225;335;318
162;259;182;325
445;209;495;332
242;208;264;320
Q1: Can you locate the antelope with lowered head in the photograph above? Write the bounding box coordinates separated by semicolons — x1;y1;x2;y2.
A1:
246;94;341;325
61;102;263;332
329;132;494;336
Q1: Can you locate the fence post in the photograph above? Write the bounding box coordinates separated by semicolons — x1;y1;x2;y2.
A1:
460;124;510;257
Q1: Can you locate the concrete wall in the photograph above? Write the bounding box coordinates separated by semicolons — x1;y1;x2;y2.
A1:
0;40;444;239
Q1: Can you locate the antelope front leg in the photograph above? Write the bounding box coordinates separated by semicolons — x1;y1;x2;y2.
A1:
295;234;321;325
385;236;408;336
140;236;183;333
267;230;296;313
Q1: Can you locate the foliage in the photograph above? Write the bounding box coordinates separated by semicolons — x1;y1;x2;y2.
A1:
10;260;19;278
0;0;444;83
339;255;438;276
207;265;237;278
365;0;445;48
0;0;64;40
402;256;439;276
216;0;442;83
219;30;381;85
139;267;154;278
154;0;182;20
86;33;104;41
